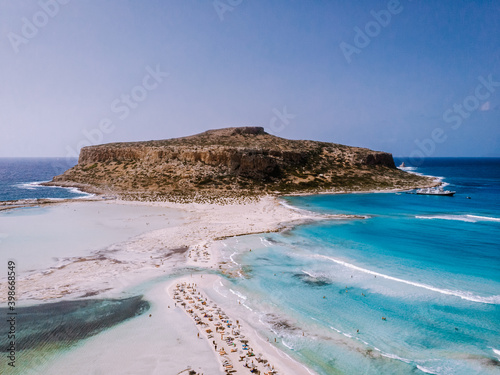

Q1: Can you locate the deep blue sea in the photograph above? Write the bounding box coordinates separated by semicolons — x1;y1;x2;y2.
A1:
0;158;88;201
1;157;499;374
213;158;500;375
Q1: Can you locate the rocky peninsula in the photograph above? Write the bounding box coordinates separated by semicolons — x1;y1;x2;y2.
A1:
45;127;434;202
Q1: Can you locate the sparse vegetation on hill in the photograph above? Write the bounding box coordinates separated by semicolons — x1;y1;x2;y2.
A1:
45;127;435;202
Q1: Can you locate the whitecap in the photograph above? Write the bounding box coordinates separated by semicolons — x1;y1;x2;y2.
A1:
15;181;93;198
467;215;500;222
229;288;247;300
316;254;500;304
259;237;273;247
329;325;341;333
399;167;444;184
416;215;477;223
229;251;239;265
416;365;440;374
15;182;39;190
380;351;412;364
282;340;294;350
241;303;253;311
301;270;315;278
416;214;500;223
69;187;95;198
398;166;417;171
492;348;500;359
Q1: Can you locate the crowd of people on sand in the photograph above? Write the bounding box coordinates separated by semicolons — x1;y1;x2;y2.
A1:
174;282;279;375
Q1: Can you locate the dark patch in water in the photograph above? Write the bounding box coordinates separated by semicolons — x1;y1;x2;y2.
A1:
264;313;300;333
279;230;295;237
484;358;500;368
364;348;376;358
466;354;500;368
293;273;332;287
486;358;500;368
273;320;300;332
0;295;149;351
241;265;253;276
263;237;279;244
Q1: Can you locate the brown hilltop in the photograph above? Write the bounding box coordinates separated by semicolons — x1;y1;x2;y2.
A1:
47;127;434;202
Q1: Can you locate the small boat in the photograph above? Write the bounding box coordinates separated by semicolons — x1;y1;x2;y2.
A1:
416;186;455;196
399;162;406;168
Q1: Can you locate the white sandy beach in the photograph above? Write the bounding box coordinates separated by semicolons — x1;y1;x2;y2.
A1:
0;196;335;374
0;196;341;302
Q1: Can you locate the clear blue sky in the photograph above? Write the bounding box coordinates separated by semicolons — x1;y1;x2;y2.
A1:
1;0;499;158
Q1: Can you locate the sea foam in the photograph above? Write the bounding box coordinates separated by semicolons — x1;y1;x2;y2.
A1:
315;254;500;304
416;214;500;223
15;180;94;198
416;365;440;374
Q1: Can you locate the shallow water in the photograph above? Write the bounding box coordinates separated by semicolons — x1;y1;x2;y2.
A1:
211;158;500;374
0;201;185;274
0;158;88;202
17;277;222;375
0;296;150;374
1;157;498;374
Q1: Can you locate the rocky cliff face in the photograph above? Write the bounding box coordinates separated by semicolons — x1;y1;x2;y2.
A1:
48;127;433;201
